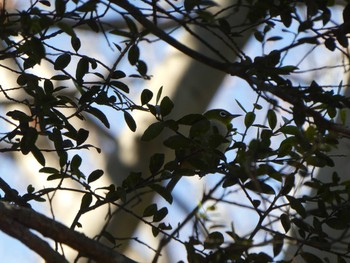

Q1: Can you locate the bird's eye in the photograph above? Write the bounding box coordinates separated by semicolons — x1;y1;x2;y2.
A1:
219;111;227;117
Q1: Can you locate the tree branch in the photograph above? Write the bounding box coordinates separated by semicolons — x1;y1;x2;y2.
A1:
0;214;68;263
0;202;137;263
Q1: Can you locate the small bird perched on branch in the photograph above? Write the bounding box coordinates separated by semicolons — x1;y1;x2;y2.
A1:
166;109;240;192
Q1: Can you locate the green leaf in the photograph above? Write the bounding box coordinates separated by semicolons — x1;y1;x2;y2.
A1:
235;99;247;113
244;180;275;195
6;110;32;122
152;226;160;237
51;75;71;81
57;22;75;37
141;89;153;105
87;19;99;32
21;127;38;155
71;36;81;52
254;31;264;42
325;217;349;230
266;36;283;42
164;119;178;131
34;196;46;202
88;169;104;184
110;81;129;93
122;172;142;188
137;60;148;76
143;203;157;217
278;65;298;74
153;207;168;222
109;29;133;38
254;103;262;110
149;153;165;174
86;106;110;128
39;0;51;7
110;70;126;79
128;44;139;65
147;104;159;116
218;18;231;34
59;150;68;168
149;184;173;204
244;112;256;128
71;154;82;171
124;16;138;34
325;38;336;51
252;200;261;208
163;135;189;149
267;109;277;130
177;114;204;125
280;11;292;27
47;173;64;181
29;37;46;64
124;111;137;132
55;0;66;16
336;30;348;48
141;122;165;141
273;233;284;257
80;193;92;210
158;222;172;231
204;231;224;249
76;57;89;81
105;187;119;202
279;125;299;135
54;53;71;70
189;118;210;138
40;167;59;174
156;86;163;105
76;128;89;146
281;174;295;195
280;213;291;232
44;79;54;94
76;0;97;12
160;96;174;117
287;195;306;218
27;184;35;193
23;58;36;69
184;0;200;12
31;146;46;166
115;187;126;203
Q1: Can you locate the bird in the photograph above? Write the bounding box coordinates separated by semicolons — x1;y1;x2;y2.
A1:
166;109;240;192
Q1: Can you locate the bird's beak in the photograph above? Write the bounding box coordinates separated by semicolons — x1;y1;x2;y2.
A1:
229;114;241;119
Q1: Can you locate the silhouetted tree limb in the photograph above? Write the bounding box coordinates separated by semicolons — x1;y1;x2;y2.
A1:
0;202;137;263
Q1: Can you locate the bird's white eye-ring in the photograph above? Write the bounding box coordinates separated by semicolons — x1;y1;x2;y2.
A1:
219;111;227;117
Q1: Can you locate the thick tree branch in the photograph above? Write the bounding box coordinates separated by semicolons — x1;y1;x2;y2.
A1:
0;214;67;263
0;202;137;263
